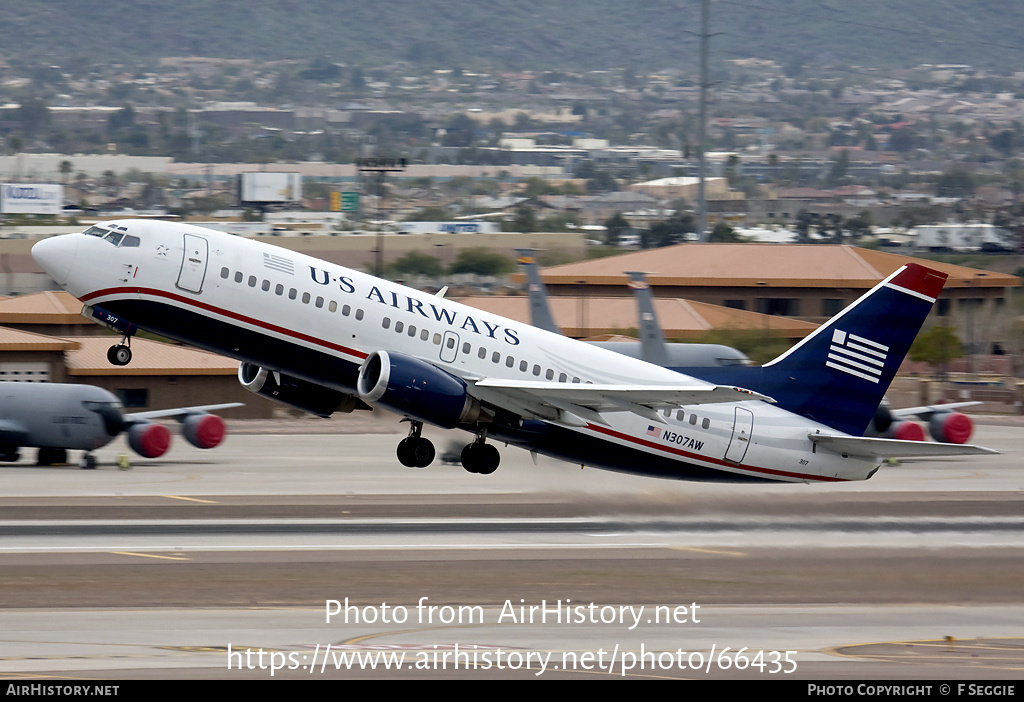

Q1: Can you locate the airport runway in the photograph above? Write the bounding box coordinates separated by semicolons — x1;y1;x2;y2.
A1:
1;423;1023;679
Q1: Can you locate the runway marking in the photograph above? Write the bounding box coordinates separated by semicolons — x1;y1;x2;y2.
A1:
111;551;190;561
669;546;746;557
163;495;218;504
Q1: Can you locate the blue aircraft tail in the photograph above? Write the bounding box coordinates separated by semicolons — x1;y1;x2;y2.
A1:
682;263;947;436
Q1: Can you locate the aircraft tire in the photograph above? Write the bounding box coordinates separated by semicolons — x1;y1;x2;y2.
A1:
461;443;499;475
108;344;132;366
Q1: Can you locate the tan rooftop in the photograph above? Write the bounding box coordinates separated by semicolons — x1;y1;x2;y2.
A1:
0;291;90;325
0;326;80;352
521;244;1021;289
458;295;815;340
65;336;238;377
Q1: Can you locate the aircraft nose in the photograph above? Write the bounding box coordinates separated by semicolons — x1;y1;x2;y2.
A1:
31;235;79;286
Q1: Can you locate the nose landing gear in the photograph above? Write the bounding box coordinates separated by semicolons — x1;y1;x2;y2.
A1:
107;338;132;366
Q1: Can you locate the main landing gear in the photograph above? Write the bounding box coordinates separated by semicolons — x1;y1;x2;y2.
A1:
107;335;132;366
460;434;499;475
396;421;435;468
394;421;501;474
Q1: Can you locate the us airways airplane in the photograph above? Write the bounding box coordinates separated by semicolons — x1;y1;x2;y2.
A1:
31;220;995;483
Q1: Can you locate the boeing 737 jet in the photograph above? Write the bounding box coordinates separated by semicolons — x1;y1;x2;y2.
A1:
0;380;239;468
31;220;995;482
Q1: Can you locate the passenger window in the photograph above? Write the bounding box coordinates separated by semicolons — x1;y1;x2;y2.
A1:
234;272;243;283
702;418;710;429
248;276;257;287
446;337;455;349
395;321;404;333
421;329;429;341
546;369;554;380
342;305;351;316
432;333;441;344
262;280;271;292
689;415;697;425
505;356;515;368
382;317;391;329
301;292;310;304
276;284;284;295
676;410;685;421
288;288;297;300
478;347;487;359
559;373;567;382
355;309;364;320
519;360;528;372
408;325;417;337
329;301;337;312
492;351;501;363
463;342;471;354
533;364;541;376
220;267;229;279
315;296;324;308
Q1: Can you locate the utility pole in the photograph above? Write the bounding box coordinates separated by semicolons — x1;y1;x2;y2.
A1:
696;0;712;242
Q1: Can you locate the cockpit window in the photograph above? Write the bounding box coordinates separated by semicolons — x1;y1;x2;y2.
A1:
83;400;124;411
85;225;139;248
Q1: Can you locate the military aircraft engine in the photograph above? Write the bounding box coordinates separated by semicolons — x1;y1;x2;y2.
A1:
127;422;171;458
181;413;227;449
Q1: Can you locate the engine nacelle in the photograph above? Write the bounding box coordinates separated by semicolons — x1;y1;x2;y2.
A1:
127;422;171;458
886;420;925;442
928;411;973;444
182;413;226;449
238;363;363;417
357;350;486;428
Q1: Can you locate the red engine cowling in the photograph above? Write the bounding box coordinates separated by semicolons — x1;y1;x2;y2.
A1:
887;420;925;442
182;413;226;449
928;412;973;444
127;422;171;458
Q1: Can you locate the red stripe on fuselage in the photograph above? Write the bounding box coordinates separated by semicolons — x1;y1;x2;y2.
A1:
584;422;849;482
81;287;368;360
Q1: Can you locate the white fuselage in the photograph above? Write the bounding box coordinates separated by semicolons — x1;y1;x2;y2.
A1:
34;219;880;483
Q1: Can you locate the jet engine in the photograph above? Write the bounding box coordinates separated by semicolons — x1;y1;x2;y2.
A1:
238;363;365;417
127;422;171;458
886;420;925;442
928;411;973;444
357;350;487;428
181;413;226;449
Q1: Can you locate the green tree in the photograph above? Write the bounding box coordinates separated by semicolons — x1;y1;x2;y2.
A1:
389;251;443;277
909;325;963;378
603;212;630;245
448;248;515;276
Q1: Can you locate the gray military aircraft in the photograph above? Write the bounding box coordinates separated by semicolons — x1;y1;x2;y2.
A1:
516;251;750;367
0;381;240;468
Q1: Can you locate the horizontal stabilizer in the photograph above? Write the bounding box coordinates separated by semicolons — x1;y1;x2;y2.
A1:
809;432;998;459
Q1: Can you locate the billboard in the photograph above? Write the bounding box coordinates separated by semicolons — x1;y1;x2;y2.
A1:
1;183;64;215
239;172;302;204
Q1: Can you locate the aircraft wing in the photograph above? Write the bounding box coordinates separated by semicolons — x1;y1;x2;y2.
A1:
124;403;243;424
809;432;999;459
472;379;772;425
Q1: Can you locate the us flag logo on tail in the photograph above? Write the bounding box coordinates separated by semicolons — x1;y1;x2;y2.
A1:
827;329;888;383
